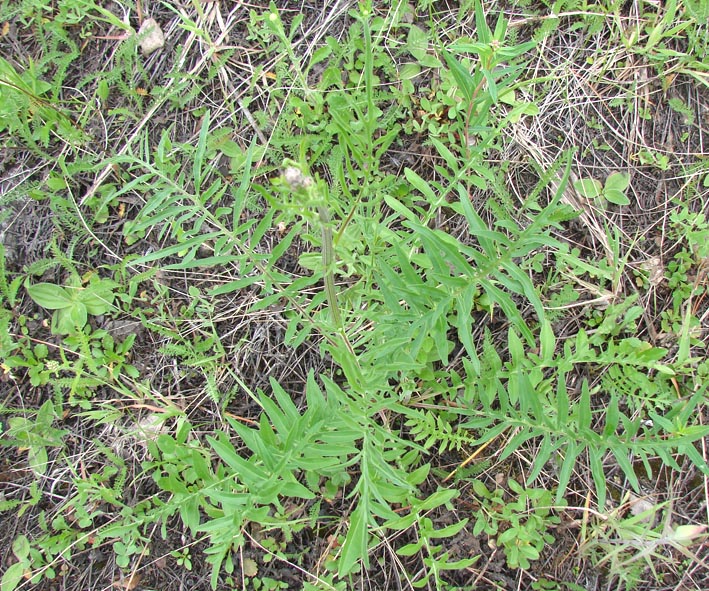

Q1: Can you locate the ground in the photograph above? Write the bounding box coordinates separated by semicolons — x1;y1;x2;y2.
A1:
0;1;708;591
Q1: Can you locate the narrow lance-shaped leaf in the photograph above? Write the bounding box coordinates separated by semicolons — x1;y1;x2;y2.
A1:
441;49;475;105
193;109;211;194
338;498;369;575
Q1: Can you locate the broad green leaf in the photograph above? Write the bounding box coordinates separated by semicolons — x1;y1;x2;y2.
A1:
605;171;630;192
578;381;592;433
11;535;30;560
604;188;630;206
428;518;469;538
439;557;478;570
555;378;569;430
26;282;73;309
588;447;607;509
79;286;116;315
573;178;602;199
419;54;442;68
193;109;210;193
416;488;458;511
28;445;48;476
540;320;556;363
133;231;222;265
67;302;88;330
209;274;263;295
280;480;315;499
207;435;268;486
1;562;26;591
309;44;332;67
526;435;557;483
399;62;421;80
404;168;438;204
602;397;620;437
475;0;492;44
556;441;580;503
397;542;421;556
156;475;189;495
499;428;536;461
610;445;640;492
407;25;430;62
482;69;498;103
164;254;241;271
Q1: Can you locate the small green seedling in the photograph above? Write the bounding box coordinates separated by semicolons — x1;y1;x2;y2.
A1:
574;171;631;206
25;274;118;335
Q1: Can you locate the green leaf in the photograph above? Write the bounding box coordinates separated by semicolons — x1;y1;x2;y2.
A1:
416;488;458;511
603;189;630;206
207;434;267;486
309;44;332;67
28;445;48;475
610;445;640;492
11;535;30;560
193;109;211;193
573;178;602;199
399;62;422;80
26;282;73;309
578;381;592;433
588;447;607;509
79;284;116;315
605;171;630;192
540;320;556;363
67;302;88;330
407;25;430;62
428;518;469;538
397;542;422;556
556;441;580;503
280;480;315;499
1;562;26;591
338;500;369;575
441;50;475;105
404;168;438;204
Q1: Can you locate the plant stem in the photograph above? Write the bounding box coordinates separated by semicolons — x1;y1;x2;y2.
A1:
317;205;342;329
316;205;358;360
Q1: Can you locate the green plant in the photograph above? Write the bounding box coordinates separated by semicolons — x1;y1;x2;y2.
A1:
0;56;81;152
388;496;477;589
1;400;67;475
468;478;561;570
574;171;631;206
25;273;118;335
2;535;32;591
4;0;709;588
581;494;708;589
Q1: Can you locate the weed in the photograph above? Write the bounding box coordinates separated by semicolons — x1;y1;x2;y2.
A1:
2;0;709;589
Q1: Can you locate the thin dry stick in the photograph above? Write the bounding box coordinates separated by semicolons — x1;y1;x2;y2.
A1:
443;429;509;483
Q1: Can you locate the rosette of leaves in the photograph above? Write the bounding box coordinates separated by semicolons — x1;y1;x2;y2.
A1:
25;274;118;335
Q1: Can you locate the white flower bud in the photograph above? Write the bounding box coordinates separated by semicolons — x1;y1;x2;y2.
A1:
283;166;313;190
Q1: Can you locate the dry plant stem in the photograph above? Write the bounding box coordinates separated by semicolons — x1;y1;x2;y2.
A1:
443;429;507;482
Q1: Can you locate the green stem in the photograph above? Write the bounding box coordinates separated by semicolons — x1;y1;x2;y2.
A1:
316;205;359;361
317;205;342;329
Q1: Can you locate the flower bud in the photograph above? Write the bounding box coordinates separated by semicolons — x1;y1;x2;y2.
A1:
283;166;313;191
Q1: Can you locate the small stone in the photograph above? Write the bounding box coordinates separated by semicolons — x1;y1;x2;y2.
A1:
138;18;165;56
